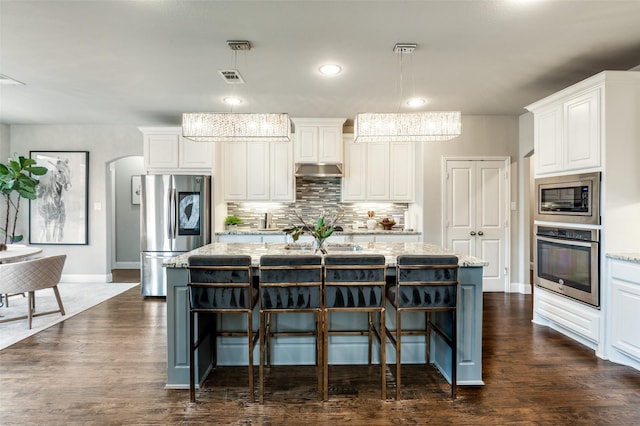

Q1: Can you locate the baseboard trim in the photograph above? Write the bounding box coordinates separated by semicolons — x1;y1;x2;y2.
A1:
510;282;533;294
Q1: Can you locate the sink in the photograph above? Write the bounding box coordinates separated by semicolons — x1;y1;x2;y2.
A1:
325;243;362;252
283;243;362;252
284;243;314;251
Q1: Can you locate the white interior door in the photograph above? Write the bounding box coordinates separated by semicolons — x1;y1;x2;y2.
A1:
445;158;509;292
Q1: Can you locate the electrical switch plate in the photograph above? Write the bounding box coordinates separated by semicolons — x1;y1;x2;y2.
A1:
511;202;517;211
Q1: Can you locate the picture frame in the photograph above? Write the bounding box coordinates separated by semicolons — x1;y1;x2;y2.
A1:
28;151;89;245
131;175;141;205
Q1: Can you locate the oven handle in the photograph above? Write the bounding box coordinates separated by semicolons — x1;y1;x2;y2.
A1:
535;235;598;248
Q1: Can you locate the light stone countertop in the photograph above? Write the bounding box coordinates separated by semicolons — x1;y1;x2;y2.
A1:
215;228;421;235
164;241;487;268
606;253;640;264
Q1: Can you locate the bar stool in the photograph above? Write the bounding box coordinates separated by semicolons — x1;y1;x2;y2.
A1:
187;255;258;402
258;254;323;403
323;254;387;400
385;255;459;399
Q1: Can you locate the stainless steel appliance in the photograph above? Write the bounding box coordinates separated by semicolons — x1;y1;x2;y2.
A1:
534;225;600;307
140;175;211;297
535;172;601;225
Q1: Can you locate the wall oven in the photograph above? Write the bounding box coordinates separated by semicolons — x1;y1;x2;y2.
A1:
535;172;601;225
535;225;600;307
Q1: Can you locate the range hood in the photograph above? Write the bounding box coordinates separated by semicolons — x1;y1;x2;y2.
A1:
295;163;343;178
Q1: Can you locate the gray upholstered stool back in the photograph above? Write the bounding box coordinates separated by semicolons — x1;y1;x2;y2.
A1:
259;255;323;310
389;255;459;309
324;254;386;308
187;255;255;310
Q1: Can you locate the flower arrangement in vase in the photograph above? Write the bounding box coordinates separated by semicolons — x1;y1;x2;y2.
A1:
283;208;344;255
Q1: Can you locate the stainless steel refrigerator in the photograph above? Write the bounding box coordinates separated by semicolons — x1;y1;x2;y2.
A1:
140;174;211;297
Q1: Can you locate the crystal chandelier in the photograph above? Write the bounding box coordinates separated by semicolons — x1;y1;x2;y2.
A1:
354;111;461;142
354;43;461;143
182;112;291;142
182;40;291;142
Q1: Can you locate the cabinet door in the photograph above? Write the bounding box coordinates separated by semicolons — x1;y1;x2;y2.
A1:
389;141;415;201
294;126;318;163
246;142;270;200
222;142;248;200
179;136;213;169
271;141;294;201
318;126;342;163
366;142;390;200
534;105;563;175
342;137;367;201
564;89;601;171
144;133;179;169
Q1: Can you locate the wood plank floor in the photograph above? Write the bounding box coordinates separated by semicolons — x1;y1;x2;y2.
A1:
1;290;639;424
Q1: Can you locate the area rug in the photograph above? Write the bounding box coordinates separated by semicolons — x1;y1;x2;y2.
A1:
0;282;139;351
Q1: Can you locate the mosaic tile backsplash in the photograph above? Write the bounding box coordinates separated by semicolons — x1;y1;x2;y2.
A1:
227;177;409;229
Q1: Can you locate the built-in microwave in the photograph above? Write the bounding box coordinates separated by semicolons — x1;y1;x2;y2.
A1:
535;172;601;225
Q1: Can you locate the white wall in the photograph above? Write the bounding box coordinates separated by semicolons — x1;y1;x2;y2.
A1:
0;124;9;160
9;125;143;281
517;112;534;293
420;115;521;287
113;156;143;265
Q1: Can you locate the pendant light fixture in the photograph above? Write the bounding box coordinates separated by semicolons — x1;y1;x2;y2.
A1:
354;43;461;142
182;40;291;142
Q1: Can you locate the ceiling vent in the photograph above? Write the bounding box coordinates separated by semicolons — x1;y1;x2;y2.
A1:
218;69;245;84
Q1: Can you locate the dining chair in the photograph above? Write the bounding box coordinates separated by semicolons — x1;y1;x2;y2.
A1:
323;253;387;400
385;254;459;399
0;254;66;329
187;254;258;402
258;254;323;403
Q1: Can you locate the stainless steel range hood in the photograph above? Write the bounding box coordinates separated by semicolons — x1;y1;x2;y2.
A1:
295;163;343;178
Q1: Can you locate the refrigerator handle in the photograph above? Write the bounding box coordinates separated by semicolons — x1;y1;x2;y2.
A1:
169;188;177;238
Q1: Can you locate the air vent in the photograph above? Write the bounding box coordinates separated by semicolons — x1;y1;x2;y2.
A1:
218;69;245;84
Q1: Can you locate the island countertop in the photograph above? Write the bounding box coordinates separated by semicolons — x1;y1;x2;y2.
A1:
164;241;487;269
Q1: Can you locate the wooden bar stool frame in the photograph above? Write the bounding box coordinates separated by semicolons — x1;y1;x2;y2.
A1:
258;255;324;403
187;255;258;403
385;255;459;400
323;254;387;400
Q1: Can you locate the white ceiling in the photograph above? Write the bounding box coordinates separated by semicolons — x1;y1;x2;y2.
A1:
1;0;640;127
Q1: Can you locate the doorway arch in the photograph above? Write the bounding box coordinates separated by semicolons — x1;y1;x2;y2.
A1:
107;156;143;274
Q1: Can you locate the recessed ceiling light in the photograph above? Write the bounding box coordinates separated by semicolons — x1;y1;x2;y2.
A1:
223;96;242;105
406;98;426;107
319;64;341;75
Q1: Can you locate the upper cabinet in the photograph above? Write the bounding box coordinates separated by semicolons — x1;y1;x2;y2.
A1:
221;140;294;202
140;127;213;173
526;81;601;176
342;134;415;202
291;118;346;164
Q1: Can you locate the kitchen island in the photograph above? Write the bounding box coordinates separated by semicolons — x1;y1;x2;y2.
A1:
164;242;486;389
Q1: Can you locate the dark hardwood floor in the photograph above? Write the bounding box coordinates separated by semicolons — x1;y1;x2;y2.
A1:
1;289;639;424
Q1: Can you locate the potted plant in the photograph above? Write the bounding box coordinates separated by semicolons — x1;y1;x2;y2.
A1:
284;209;344;255
224;215;242;232
0;153;48;250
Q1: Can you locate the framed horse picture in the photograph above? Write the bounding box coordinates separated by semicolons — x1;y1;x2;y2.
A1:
28;151;89;245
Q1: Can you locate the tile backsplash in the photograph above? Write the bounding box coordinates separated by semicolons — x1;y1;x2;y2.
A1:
227;177;409;229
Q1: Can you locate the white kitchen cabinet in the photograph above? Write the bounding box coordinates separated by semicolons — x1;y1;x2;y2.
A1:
343;135;415;202
292;118;346;164
527;84;601;176
140;127;213;173
607;257;640;371
564;90;601;171
222;140;293;201
342;137;366;201
270;141;295;201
